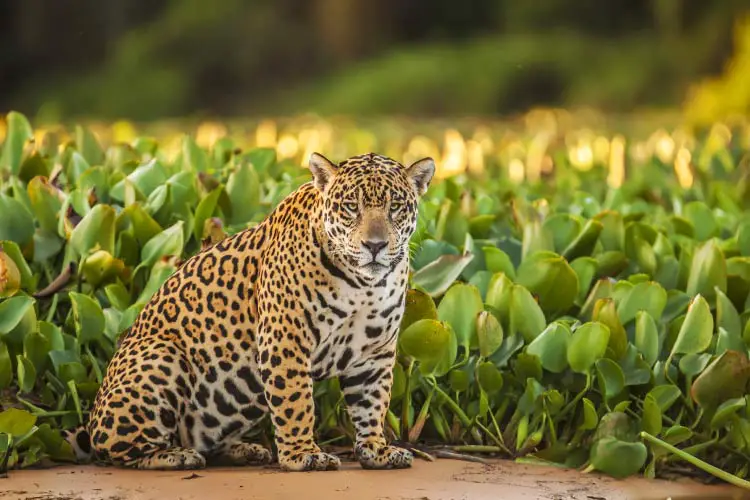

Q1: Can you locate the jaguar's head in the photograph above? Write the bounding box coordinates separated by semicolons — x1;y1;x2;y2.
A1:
309;152;435;278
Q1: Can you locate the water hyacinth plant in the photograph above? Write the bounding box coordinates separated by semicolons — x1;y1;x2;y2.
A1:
1;110;750;488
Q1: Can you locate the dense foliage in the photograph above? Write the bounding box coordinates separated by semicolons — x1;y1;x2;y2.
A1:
1;111;750;488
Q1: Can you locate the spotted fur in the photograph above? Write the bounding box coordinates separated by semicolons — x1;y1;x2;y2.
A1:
66;152;435;472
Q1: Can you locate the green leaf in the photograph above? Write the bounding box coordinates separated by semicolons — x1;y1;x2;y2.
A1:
590;437;648;478
0;295;35;334
648;385;681;412
23;330;50;374
510;284;547;343
400;289;438;333
716;287;742;339
686;239;727;304
70;204;116;257
710;397;746;431
16;354;36;393
516;251;578;316
139;221;185;270
669;294;713;358
567;322;610;374
0;341;12;389
634;311;659;367
691;350;750;411
437;283;484;353
69;292;105;344
0;111;34;174
570;257;598;305
580;398;598;430
27;176;64;233
616;281;667;325
75;125;104;166
411;252;474;297
592;298;627;360
678;353;712;377
0;408;36;437
683;201;719;241
476;311;504;358
595;358;625;400
193;186;224;242
399;319;457;376
0;194;35;246
227;161;262;225
562;219;603;261
483;247;515;279
642;394;662;435
477;361;504;393
526;322;571;373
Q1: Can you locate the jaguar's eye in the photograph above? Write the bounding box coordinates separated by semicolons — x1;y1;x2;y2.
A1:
390;202;403;213
343;202;358;213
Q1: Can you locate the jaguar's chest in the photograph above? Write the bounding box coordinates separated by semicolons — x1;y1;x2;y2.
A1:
308;277;406;379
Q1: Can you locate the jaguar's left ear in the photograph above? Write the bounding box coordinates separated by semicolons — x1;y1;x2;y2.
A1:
308;152;339;192
405;157;435;196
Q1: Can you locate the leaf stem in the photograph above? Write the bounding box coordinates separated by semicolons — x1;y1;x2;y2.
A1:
640;431;750;490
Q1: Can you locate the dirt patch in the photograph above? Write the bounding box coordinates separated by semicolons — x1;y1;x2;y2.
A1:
0;459;746;500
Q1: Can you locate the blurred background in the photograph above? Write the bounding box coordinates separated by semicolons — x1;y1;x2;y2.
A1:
1;0;749;125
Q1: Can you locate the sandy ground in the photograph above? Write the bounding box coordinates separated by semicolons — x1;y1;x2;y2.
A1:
0;459;748;500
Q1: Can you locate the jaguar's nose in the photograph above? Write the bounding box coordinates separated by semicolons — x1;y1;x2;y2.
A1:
362;239;387;257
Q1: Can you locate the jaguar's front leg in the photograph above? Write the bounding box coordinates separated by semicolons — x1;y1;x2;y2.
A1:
257;320;340;472
340;352;413;470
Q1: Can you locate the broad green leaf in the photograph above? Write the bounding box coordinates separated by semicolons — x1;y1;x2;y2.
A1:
634;311;659;367
593;298;627;360
642;394;662;435
0;341;11;389
580;398;598;430
647;385;681;412
590;437;648;478
139;221;185;269
485;272;513;328
710;397;746;431
562;219;603;261
476;311;503;358
570;257;598;305
477;361;504;393
193;186;224;242
399;319;457;376
227;161;262;225
23;330;50;374
0;408;36;437
516;251;578;316
683;201;718;241
16;354;36;393
691;350;750;411
69;292;105;344
567;322;610;374
437;283;484;353
0;194;35;246
400;289;438;333
595;211;625;251
595;358;625;400
483;247;515;279
716;287;742;339
716;326;745;356
616;281;667;325
27;176;64;233
510;284;547;343
669;294;713;358
0;295;35;334
0;111;33;174
526;322;571;373
75;125;104;166
411;252;474;297
70;204;116;257
686;239;727;303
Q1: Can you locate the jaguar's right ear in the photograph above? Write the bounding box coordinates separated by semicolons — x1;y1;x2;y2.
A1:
308;152;338;192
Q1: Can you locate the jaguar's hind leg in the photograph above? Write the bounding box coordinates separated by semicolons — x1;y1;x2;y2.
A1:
134;447;206;470
210;442;273;466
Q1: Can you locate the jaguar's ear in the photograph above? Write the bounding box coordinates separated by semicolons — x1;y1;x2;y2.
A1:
405;157;435;196
309;152;339;192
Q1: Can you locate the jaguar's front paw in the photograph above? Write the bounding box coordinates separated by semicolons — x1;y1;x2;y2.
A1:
355;441;413;470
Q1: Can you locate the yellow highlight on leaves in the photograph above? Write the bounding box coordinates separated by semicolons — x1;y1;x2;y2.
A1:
674;147;694;188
